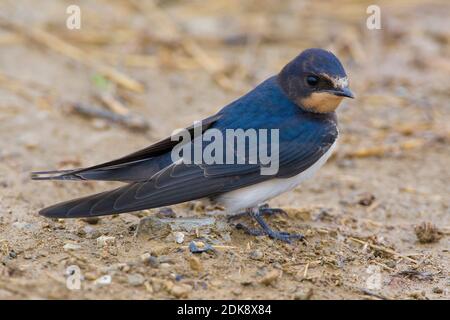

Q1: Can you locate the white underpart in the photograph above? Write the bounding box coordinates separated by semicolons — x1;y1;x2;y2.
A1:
217;140;337;214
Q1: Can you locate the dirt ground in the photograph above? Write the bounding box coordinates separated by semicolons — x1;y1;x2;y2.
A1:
0;0;449;299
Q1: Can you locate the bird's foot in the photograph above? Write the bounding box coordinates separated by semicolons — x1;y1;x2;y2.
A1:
262;229;304;243
230;205;304;244
258;203;289;218
235;223;265;236
228;203;287;222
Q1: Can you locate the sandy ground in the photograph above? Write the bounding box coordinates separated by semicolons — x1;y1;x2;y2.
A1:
0;0;449;299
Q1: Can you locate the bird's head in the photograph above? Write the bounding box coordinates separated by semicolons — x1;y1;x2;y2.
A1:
278;48;354;113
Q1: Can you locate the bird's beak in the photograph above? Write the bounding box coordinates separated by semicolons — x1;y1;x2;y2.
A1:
330;87;355;99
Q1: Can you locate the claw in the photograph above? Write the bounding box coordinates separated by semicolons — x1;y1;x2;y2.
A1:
230;205;304;243
235;223;265;236
264;230;304;243
259;207;289;218
228;204;287;222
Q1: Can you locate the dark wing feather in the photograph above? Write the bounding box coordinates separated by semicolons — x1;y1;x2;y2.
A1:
39;163;227;218
31;114;222;182
39;117;337;218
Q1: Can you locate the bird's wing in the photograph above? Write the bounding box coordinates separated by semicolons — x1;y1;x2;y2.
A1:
39;115;337;218
31;113;222;182
40;163;226;218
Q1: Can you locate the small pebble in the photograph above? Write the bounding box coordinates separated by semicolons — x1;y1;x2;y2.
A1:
84;272;98;281
141;253;159;268
189;240;214;254
121;264;131;273
12;221;34;231
94;275;112;286
170;284;192;298
249;249;264;261
432;287;443;294
174;274;184;282
150;278;171;293
160;263;172;269
221;233;232;242
232;288;243;296
358;192;376;206
210;280;223;287
156;207;176;218
78;225;100;239
127;273;145;287
140;252;151;262
63;243;81;251
159;256;173;264
135;216;171;237
260;270;280;286
24;253;33;260
147;256;160;268
385;261;396;269
174;232;185;244
188;256;203;272
240;280;253;286
293;288;313;300
96;235;116;247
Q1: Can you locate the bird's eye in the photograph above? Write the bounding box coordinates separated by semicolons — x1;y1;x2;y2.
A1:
306;75;319;87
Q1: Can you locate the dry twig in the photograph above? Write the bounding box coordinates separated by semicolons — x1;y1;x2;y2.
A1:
0;18;144;93
130;0;235;91
348;237;418;264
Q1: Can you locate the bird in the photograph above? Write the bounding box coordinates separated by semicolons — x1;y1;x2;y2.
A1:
32;48;354;243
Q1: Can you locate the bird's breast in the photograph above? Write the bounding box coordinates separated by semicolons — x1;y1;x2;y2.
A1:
217;140;338;214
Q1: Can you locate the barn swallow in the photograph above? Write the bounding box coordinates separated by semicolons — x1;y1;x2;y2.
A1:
32;48;354;242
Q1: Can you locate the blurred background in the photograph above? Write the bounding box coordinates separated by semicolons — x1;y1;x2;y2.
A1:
0;0;448;299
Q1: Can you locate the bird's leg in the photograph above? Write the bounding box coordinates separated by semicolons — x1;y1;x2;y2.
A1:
228;207;265;236
229;205;304;243
258;203;289;218
227;208;252;222
235;222;265;236
249;207;304;243
227;203;287;222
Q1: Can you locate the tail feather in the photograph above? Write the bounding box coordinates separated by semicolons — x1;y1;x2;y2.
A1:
31;157;165;182
31;169;85;181
39;187;133;218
